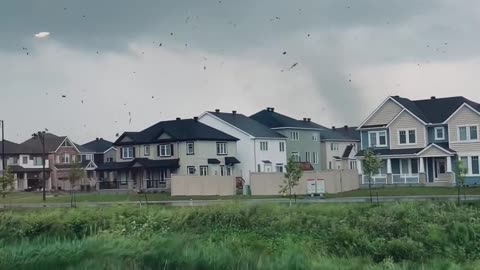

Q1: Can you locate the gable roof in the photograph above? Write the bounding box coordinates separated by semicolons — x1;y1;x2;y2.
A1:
82;138;114;153
342;144;354;158
320;129;360;142
206;111;286;138
20;133;70;153
332;126;360;141
0;140;24;154
114;118;239;146
391;96;480;124
250;109;324;130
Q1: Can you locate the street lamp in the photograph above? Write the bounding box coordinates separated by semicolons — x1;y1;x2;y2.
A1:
32;131;47;202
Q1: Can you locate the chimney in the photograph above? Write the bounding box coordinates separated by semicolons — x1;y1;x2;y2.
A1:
96;138;99;141
193;117;199;122
266;107;271;111
232;110;237;115
215;109;220;113
270;107;274;112
176;117;181;121
344;125;348;130
332;126;336;130
307;118;311;122
303;118;307;121
430;96;436;100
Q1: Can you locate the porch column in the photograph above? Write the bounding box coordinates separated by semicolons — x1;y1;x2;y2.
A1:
13;173;18;191
419;157;425;173
356;159;362;174
387;159;392;174
127;170;133;190
447;156;452;173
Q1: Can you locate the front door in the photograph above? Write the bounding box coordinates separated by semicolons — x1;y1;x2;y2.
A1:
434;158;446;181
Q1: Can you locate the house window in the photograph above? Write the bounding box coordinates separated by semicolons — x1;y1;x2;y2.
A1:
350;161;356;169
11;157;18;165
260;141;268;151
279;142;285;152
313;152;319;164
290;131;299;141
22;156;28;164
398;129;416;145
434;127;445;140
85;154;93;161
291;152;300;162
200;166;208;176
62;153;71;163
220;165;225;176
122;147;134;159
106;157;114;163
216;142;227;155
62;140;72;147
159;144;172;157
312;134;318;141
330;143;339;151
34;157;43;166
226;166;232;176
458;126;478;141
472;156;479;175
144;145;150;156
187;166;196;175
276;163;284;172
368;131;387;147
305;152;311;162
329;161;332;169
186;142;195;155
257;164;261;172
460;157;469;172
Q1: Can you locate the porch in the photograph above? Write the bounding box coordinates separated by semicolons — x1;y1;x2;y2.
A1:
358;156;455;186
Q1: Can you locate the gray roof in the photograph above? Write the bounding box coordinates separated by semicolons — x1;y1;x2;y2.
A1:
320;129;360;142
209;111;286;138
333;126;360;141
82;138;114;153
21;133;69;153
250;108;324;129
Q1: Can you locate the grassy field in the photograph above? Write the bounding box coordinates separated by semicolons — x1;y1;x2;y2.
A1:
1;202;480;269
1;186;480;205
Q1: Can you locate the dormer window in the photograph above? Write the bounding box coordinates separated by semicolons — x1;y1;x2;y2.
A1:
434;127;445;140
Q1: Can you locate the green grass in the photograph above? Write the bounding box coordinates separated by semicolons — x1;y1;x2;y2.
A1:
325;186;480;198
2;202;480;268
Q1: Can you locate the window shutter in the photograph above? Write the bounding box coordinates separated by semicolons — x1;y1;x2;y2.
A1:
157;145;160;156
133;147;136;158
120;148;124;159
170;144;174;156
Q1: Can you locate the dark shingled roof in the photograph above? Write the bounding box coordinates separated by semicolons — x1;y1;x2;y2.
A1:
8;165;51;172
0;140;24;154
82;138;114;153
21;133;69;153
250;109;324;129
391;96;480;124
96;158;179;171
208;112;285;138
342;145;354;158
320;129;360;142
208;158;221;164
114;119;239;145
356;148;424;157
334;126;361;141
225;157;240;165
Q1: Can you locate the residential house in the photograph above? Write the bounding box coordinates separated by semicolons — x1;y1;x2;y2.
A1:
96;118;240;191
199;110;287;184
318;127;360;171
250;107;324;170
356;95;480;186
0;140;51;191
81;138;117;165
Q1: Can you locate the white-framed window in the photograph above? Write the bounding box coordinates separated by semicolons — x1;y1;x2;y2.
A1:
290;131;299;141
368;130;387;147
122;147;134;159
22;156;28;164
472;156;479;175
329;161;332;169
260;141;268;151
226;166;232;176
399;159;419;175
144;145;150;156
291;152;300;162
458;125;478;142
186;142;195;155
398;129;417;145
305;152;311;162
85;154;93;161
159;144;172;157
350;160;356;169
106;157;114;163
187;166;196;175
276;163;284;172
330;143;339;151
434;127;445;140
220;165;225;176
279;142;285;152
313;152;319;164
312;133;318;141
460;156;469;172
459;156;480;175
216;142;227;155
200;166;208;176
62;153;71;163
34;157;43;166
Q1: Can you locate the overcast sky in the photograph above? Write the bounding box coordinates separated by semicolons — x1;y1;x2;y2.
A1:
1;0;479;144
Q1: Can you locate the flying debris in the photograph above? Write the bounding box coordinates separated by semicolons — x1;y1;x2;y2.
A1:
283;51;287;55
159;43;163;47
34;32;50;38
115;133;119;137
288;62;298;70
61;95;67;98
203;66;207;70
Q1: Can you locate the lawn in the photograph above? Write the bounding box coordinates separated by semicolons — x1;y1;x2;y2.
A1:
325;186;480;198
1;203;480;269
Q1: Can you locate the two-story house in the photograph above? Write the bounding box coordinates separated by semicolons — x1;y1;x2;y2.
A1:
199;110;287;184
356;95;480;186
81;138;117;165
250;107;324;171
96;117;240;191
318;127;360;171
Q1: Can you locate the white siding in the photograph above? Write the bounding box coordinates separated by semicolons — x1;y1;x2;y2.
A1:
448;106;480;153
420;146;449;157
389;111;427;149
254;139;287;173
323;141;358;170
364;99;403;126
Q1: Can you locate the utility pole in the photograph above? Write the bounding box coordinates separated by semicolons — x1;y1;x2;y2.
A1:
32;131;47;202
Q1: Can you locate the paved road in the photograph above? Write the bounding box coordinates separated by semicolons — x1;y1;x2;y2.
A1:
1;195;480;209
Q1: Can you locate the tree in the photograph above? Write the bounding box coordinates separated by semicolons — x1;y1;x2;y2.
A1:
454;159;467;205
0;167;15;199
363;149;383;204
69;161;85;208
280;156;303;206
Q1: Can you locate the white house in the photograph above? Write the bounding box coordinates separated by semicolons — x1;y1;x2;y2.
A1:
199;110;287;184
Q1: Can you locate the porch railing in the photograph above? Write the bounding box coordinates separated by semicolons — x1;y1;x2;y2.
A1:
362;175;387;185
98;181;121;190
146;180;167;189
392;174;419;184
